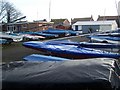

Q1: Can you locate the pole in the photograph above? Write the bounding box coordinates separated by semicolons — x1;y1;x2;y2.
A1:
115;0;120;27
49;0;51;22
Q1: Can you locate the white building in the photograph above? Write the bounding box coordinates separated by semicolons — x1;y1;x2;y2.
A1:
72;20;118;34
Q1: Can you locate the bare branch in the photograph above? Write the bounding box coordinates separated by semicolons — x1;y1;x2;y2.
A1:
0;0;24;23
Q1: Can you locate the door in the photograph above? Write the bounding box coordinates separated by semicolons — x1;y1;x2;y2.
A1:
75;25;78;31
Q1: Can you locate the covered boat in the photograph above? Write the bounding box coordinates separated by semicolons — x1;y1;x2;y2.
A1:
96;33;120;37
33;32;59;39
23;54;70;61
91;36;120;41
23;41;120;59
0;38;7;44
23;34;45;41
0;32;23;42
88;34;120;44
1;58;120;90
88;35;120;44
47;40;120;49
41;28;79;36
0;37;13;44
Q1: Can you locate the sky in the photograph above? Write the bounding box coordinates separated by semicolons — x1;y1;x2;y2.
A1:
6;0;120;21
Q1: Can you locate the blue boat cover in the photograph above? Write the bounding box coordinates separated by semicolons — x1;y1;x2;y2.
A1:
41;28;79;36
47;40;120;48
24;54;70;61
90;35;120;41
1;58;120;90
34;32;58;37
23;41;120;59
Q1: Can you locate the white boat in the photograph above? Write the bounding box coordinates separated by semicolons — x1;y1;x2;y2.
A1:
0;32;23;42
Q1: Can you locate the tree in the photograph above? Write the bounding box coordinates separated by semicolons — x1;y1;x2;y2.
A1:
0;0;24;23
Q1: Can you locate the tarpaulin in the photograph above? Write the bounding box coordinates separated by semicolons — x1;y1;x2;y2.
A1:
1;58;120;90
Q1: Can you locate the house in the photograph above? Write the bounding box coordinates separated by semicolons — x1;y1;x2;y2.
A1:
1;23;7;32
2;20;54;32
97;15;120;28
72;20;118;34
51;19;70;30
71;16;94;25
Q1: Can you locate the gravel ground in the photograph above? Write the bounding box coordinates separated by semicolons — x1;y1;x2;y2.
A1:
1;36;89;63
2;42;45;63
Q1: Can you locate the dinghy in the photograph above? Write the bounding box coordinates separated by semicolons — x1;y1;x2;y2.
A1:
88;35;120;44
47;40;120;49
92;36;120;41
0;32;23;42
23;41;120;59
41;28;79;36
24;54;70;61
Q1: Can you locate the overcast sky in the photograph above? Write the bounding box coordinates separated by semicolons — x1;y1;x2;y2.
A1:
7;0;120;21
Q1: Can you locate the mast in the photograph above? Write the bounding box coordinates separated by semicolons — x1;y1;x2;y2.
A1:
115;0;120;28
49;0;51;22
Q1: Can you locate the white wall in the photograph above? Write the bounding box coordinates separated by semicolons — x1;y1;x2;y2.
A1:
99;22;118;32
78;26;82;30
72;25;82;30
100;25;111;32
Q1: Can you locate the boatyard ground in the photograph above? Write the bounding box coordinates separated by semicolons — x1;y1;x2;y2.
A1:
2;42;45;63
1;35;120;63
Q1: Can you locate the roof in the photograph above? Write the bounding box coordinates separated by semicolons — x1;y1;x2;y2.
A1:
97;15;120;21
51;19;67;24
71;16;94;24
73;20;117;26
7;21;52;25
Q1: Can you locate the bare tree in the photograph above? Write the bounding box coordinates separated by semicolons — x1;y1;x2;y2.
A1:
0;0;24;23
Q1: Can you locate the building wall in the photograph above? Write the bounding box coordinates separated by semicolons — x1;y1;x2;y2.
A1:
82;25;99;33
99;25;111;32
2;24;7;32
72;25;99;33
53;19;70;30
72;25;82;31
72;21;118;33
72;24;117;34
63;19;70;26
6;22;50;32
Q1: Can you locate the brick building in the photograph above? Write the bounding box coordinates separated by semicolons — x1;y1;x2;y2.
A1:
2;20;53;32
51;19;70;30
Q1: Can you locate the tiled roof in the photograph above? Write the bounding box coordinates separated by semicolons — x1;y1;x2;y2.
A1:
71;17;94;24
97;15;120;21
51;19;67;24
